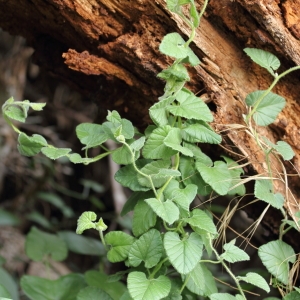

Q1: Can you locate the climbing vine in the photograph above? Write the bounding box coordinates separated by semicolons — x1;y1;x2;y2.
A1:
2;0;300;299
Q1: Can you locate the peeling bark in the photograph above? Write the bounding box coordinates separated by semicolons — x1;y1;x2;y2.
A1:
0;0;300;242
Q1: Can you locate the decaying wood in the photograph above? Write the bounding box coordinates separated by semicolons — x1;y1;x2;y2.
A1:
0;0;300;236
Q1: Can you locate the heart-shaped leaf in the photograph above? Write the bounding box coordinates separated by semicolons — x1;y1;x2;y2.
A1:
164;232;203;274
128;229;163;268
128;272;171;300
145;198;179;224
258;240;295;285
21;274;86;300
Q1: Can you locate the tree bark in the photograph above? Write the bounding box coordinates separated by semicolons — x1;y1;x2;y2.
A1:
0;0;300;241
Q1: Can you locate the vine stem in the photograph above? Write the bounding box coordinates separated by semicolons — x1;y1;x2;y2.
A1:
246;65;300;124
99;230;108;251
156;152;180;200
179;273;191;294
199;0;209;23
149;257;169;279
123;141;158;198
2;113;21;134
210;239;247;299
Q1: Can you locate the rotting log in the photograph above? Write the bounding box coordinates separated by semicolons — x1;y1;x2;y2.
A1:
0;0;300;244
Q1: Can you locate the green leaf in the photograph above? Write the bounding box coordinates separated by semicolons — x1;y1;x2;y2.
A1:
220;239;249;263
160;279;182;300
158;64;190;81
41;147;71;159
254;179;284;209
21;274;86;300
143;125;177;159
159;33;189;59
76;211;107;234
186;209;218;236
37;192;74;218
222;156;245;196
77;286;113;300
132;200;157;237
68;153;98;164
0;268;19;300
130;136;146;151
196;161;232;195
182;123;222;144
209;293;240;300
0;283;11;299
171;184;198;212
76;123;109;149
29;102;46;111
18;133;47;156
26;211;52;229
0;209;19;226
105;231;136;263
166;0;190;13
179;156;212;196
264;138;295;161
184;47;201;66
237;272;270;293
58;231;105;256
189;1;200;27
184;263;217;296
107;110;121;123
245;91;285;126
121;191;154;216
102;119;134;140
183;142;213;165
4;105;27;122
164;232;203;274
273;141;294;160
283;292;300;300
25;227;68;261
128;229;163;268
244;48;280;76
138;160;180;188
128;272;171;300
167;90;213;122
149;97;175;126
115;161;151;192
119;291;133;300
76;211;97;234
112;144;138;165
145;198;179;224
258;240;296;285
85;270;126;299
119;119;135;139
163;128;193;157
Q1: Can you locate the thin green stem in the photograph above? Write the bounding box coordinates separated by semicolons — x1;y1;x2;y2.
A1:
149;257;169;279
156;153;180;200
123;141;158;198
177;11;193;29
281;225;294;237
2;113;21;134
163;220;177;231
246;65;300;124
179;273;191;294
199;259;221;264
99;230;107;250
210;240;247;299
199;0;209;23
185;27;196;47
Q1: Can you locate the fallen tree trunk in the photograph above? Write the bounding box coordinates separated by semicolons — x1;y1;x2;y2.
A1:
0;0;300;243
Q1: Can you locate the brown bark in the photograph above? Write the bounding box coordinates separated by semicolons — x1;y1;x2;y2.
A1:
0;1;300;239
